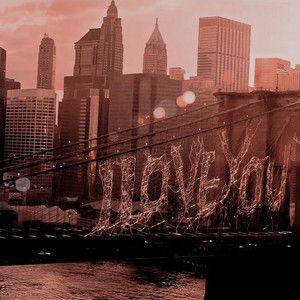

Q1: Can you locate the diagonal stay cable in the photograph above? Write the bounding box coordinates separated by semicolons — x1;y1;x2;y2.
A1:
0;100;263;173
0;100;222;165
2;100;299;183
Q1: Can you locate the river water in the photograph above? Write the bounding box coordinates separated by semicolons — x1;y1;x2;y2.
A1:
0;262;205;299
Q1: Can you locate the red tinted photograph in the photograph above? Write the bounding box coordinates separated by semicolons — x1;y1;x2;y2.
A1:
0;1;299;299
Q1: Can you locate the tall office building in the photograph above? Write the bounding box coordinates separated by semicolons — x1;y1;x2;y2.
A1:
108;73;182;132
143;19;167;75
74;0;123;85
72;0;123;137
0;48;6;158
0;48;5;95
5;89;56;157
97;0;123;84
59;76;103;146
4;89;56;188
37;34;56;89
56;76;103;199
197;17;251;91
255;58;291;90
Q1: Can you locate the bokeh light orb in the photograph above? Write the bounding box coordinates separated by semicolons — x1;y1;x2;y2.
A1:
138;116;145;125
159;99;179;117
15;177;31;193
176;95;187;109
183;91;196;105
153;107;166;119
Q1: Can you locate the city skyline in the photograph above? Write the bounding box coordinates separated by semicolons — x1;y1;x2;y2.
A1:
1;0;300;90
1;2;300;299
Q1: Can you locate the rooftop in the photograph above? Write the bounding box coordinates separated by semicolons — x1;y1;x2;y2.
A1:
77;28;101;43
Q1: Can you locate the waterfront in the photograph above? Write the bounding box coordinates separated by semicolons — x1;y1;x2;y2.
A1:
0;261;205;300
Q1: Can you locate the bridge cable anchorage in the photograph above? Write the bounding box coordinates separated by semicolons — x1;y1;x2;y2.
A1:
2;99;300;183
0;100;262;174
0;100;222;166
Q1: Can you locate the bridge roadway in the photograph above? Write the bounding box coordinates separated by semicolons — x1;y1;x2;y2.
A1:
0;225;296;265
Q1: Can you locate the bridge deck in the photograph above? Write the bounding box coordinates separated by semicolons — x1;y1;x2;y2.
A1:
0;225;296;265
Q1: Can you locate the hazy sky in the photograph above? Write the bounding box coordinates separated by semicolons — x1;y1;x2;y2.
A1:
1;0;300;90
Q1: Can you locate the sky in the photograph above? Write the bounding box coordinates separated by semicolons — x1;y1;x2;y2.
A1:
1;0;300;90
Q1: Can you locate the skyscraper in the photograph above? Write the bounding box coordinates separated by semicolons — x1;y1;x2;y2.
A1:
37;34;56;90
56;76;103;200
0;47;6;158
97;0;123;84
74;0;123;86
108;74;182;133
197;17;251;92
5;89;56;157
4;89;56;187
255;58;291;90
59;76;103;148
143;19;167;75
0;48;5;94
71;0;123;138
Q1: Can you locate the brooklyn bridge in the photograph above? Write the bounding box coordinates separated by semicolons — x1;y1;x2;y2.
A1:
1;90;300;299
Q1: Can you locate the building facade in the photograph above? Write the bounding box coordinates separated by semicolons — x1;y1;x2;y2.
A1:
143;19;167;75
4;89;56;188
5;78;21;92
0;48;5;96
37;34;56;90
0;48;6;158
278;65;300;90
108;74;182;133
56;76;102;200
73;0;123;86
197;16;251;92
182;76;220;155
254;58;291;90
71;0;123;137
169;67;185;80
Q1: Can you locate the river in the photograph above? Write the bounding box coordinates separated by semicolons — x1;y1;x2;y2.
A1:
0;262;205;299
